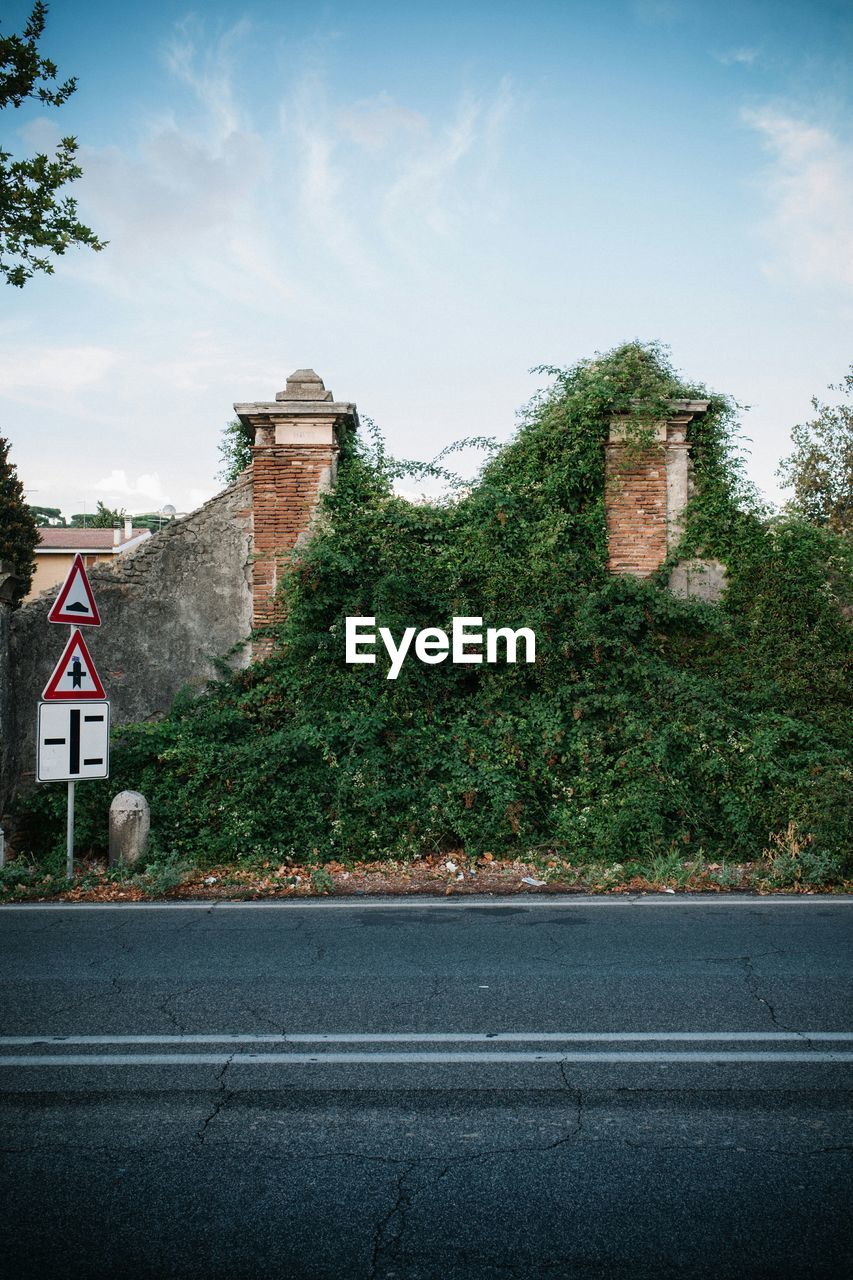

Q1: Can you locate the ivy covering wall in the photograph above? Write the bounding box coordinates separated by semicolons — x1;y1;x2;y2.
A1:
22;344;853;878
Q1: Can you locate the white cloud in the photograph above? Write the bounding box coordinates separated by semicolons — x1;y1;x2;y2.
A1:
62;19;281;305
94;470;169;506
743;107;853;289
0;346;119;394
337;92;429;150
74;125;270;294
383;96;481;237
381;80;514;247
22;13;515;313
275;71;514;287
291;98;382;289
162;15;251;142
716;47;759;66
17;116;63;152
90;470;215;515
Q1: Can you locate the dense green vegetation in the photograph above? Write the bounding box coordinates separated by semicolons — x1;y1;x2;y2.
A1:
777;364;853;535
0;435;39;604
21;343;853;881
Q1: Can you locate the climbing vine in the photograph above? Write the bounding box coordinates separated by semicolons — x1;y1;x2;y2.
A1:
21;343;853;877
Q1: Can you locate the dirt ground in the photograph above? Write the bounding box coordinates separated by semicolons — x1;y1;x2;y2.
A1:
4;849;843;902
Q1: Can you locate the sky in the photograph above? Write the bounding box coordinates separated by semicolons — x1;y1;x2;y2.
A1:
2;0;852;517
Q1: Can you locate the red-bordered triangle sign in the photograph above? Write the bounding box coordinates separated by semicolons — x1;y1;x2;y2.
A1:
48;553;101;626
43;629;107;701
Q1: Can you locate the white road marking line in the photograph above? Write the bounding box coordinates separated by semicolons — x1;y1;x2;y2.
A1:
1;896;850;911
2;1032;852;1047
1;1051;851;1066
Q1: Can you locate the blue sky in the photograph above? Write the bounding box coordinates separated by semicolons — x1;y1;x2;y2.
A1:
2;0;852;515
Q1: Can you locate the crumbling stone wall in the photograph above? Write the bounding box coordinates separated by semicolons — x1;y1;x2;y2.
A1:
6;475;252;800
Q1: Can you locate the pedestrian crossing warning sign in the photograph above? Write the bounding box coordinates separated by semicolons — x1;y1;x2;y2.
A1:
47;553;101;626
42;629;107;701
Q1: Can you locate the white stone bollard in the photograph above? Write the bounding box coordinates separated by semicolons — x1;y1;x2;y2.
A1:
109;791;150;867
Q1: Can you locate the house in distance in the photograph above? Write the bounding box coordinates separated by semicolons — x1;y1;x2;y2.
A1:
26;521;151;603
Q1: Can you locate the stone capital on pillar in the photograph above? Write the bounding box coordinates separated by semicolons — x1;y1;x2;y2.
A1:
605;399;710;577
234;369;358;649
234;368;359;449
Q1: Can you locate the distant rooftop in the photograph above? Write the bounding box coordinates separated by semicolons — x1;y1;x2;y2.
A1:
38;527;150;552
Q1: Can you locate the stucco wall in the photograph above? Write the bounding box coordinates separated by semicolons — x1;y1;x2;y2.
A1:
7;475;253;800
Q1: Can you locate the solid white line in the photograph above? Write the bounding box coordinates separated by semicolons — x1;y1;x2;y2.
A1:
1;1051;851;1066
1;895;850;911
2;1032;851;1047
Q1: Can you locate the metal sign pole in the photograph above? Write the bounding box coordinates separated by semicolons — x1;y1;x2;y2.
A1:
67;619;74;881
66;780;75;880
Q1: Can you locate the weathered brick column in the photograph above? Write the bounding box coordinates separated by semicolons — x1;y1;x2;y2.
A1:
604;399;709;577
235;370;358;644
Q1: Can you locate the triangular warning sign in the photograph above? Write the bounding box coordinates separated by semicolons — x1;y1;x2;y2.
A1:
43;629;107;701
48;553;101;626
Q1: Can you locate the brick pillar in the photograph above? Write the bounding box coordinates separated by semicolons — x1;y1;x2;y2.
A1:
234;369;358;646
604;399;709;577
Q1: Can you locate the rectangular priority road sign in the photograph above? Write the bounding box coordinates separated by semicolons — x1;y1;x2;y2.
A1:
37;701;110;782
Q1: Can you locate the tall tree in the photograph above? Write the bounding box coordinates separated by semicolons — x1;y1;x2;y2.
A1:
27;503;64;526
778;366;853;535
68;501;125;529
0;2;106;287
0;436;39;603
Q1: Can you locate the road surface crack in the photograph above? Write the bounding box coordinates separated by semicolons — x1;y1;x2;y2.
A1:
158;992;185;1035
414;1074;586;1189
196;1054;234;1144
736;954;814;1043
369;1162;413;1278
240;1002;287;1035
558;1061;585;1144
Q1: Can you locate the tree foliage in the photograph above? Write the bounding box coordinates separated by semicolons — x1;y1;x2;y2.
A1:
0;2;105;287
777;366;853;534
217;418;253;484
27;503;63;526
88;501;125;529
65;501;126;528
0;435;39;603
24;343;853;876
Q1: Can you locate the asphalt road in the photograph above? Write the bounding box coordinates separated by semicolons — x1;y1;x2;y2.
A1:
0;895;851;1279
